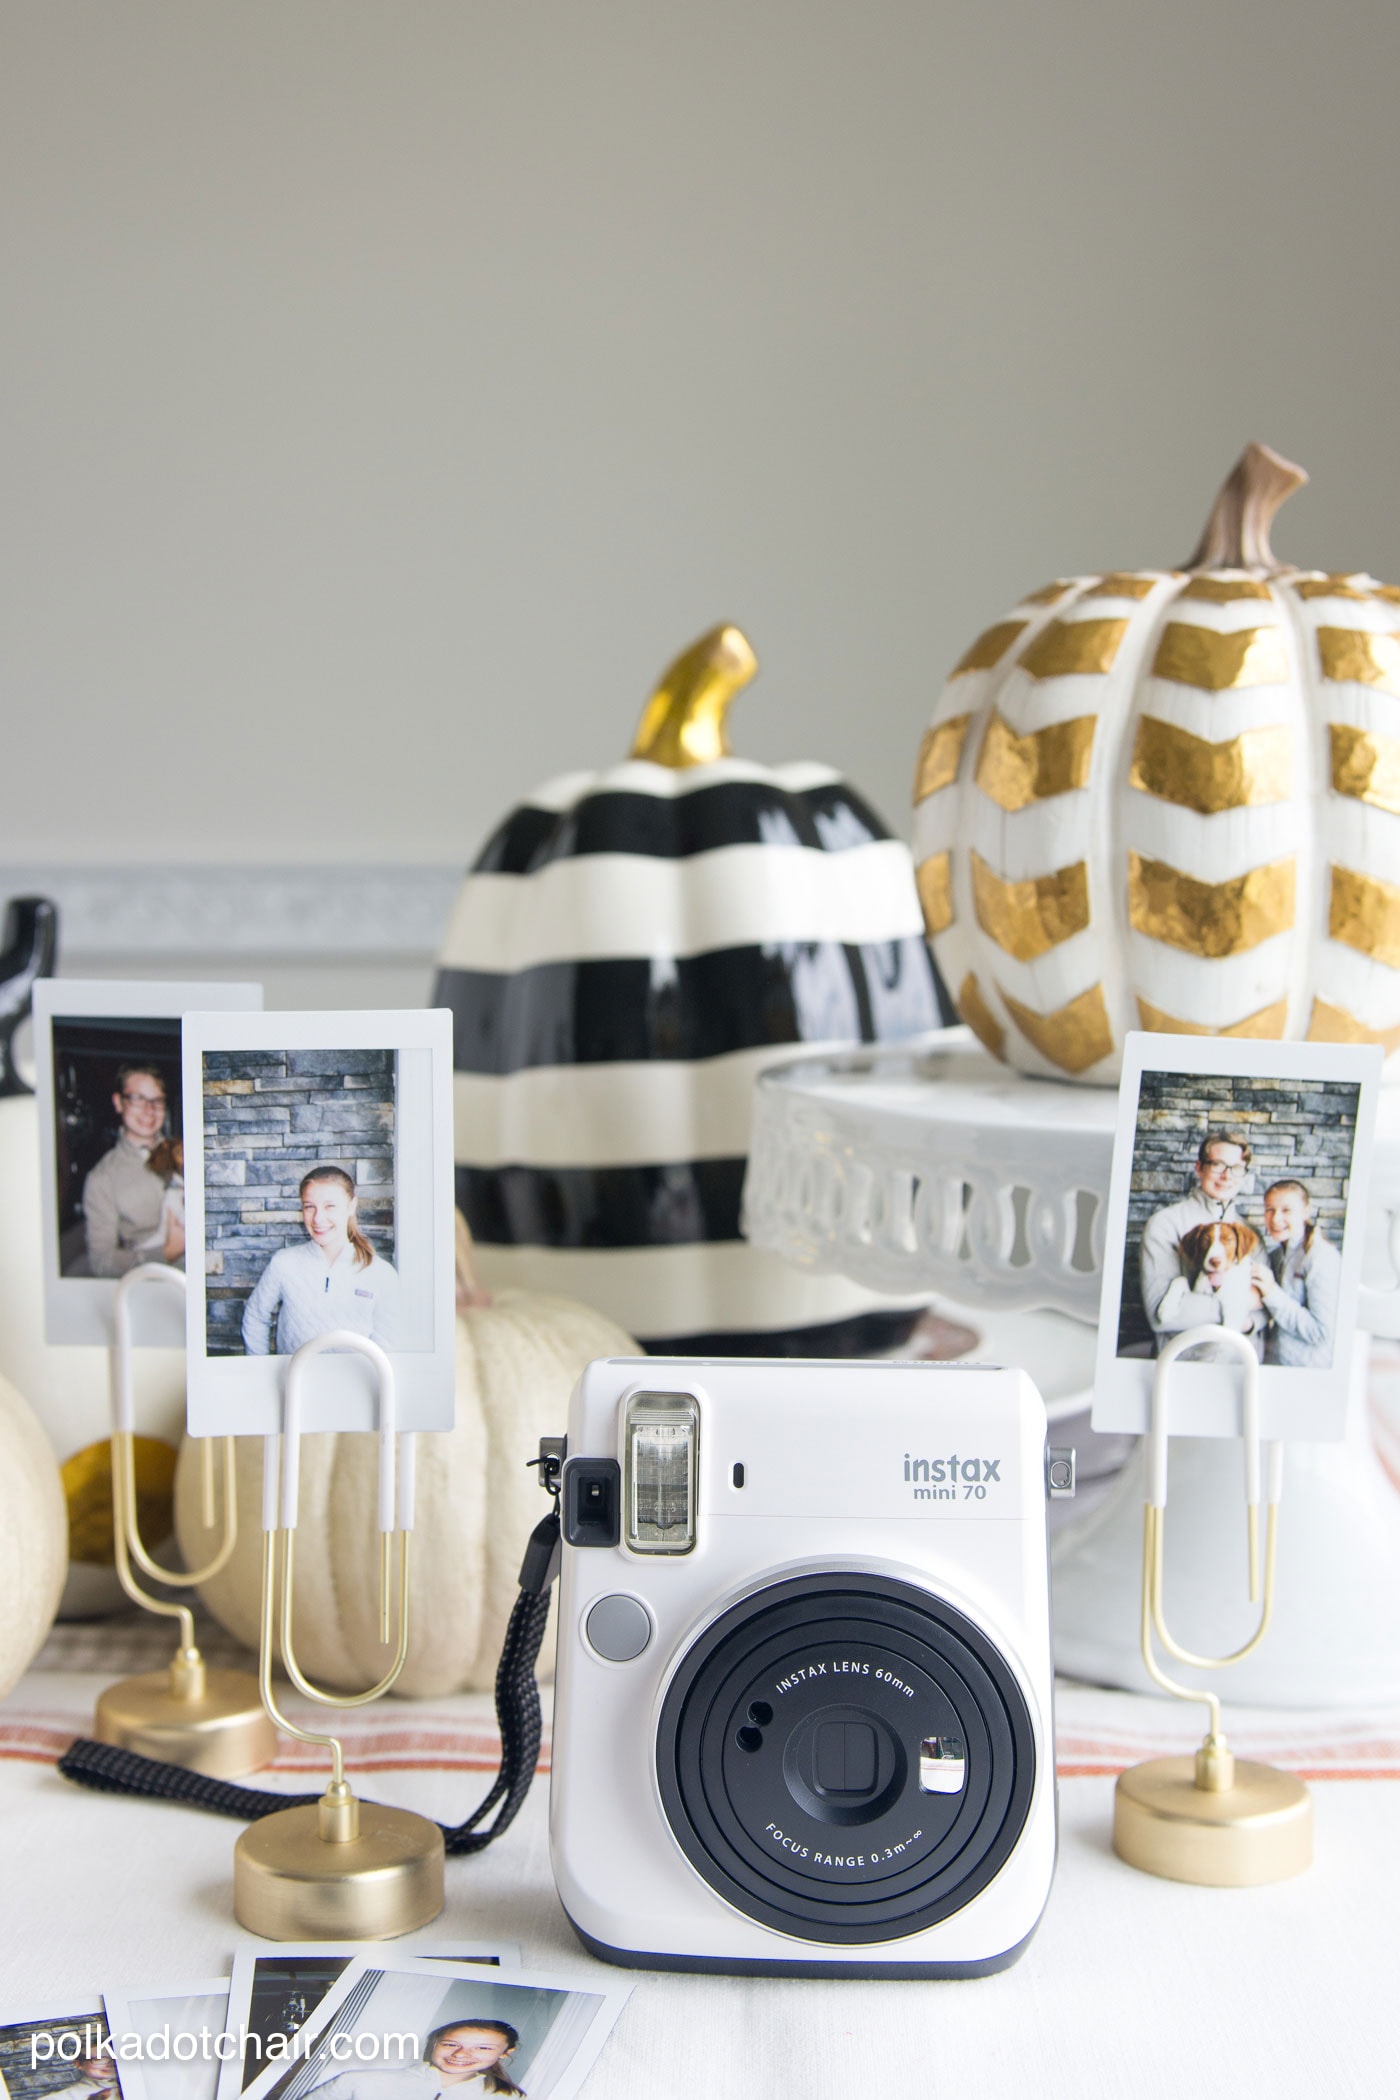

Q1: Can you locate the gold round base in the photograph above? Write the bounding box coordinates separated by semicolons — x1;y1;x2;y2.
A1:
1114;1756;1312;1886
234;1803;445;1941
94;1669;278;1778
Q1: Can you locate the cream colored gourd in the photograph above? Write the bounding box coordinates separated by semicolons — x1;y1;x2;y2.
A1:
914;444;1400;1083
0;1368;68;1695
0;1096;186;1616
175;1215;635;1697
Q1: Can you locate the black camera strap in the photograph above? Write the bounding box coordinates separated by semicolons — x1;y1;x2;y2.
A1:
56;1506;561;1859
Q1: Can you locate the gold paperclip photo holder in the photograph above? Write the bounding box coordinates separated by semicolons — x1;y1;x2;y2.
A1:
1113;1325;1312;1886
94;1264;277;1776
233;1328;445;1942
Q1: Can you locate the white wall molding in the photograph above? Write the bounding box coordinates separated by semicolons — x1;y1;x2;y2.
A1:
0;866;461;963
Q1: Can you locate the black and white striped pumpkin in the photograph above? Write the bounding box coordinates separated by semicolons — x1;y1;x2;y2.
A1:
433;625;946;1353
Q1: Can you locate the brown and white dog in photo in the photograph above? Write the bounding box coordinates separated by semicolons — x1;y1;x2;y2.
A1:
1177;1219;1264;1333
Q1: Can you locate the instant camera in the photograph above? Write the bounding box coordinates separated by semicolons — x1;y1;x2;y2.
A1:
548;1356;1063;1976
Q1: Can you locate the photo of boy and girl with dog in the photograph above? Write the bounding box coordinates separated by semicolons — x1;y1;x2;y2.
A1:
1134;1128;1340;1368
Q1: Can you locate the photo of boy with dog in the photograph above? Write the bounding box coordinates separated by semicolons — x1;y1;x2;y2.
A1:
1117;1073;1361;1369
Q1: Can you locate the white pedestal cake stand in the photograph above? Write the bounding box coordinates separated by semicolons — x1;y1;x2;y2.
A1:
742;1028;1400;1706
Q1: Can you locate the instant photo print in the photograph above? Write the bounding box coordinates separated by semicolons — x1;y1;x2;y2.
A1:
213;1945;517;2100
182;1009;455;1436
33;980;263;1348
1093;1033;1382;1440
100;1983;229;2100
0;2001;124;2100
236;1958;630;2100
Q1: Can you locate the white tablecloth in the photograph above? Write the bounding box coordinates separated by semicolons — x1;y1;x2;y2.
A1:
2;1650;1395;2100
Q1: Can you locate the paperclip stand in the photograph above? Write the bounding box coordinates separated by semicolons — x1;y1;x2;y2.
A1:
1114;1753;1311;1887
1111;1326;1312;1887
95;1657;278;1778
95;1266;275;1777
232;1329;445;1940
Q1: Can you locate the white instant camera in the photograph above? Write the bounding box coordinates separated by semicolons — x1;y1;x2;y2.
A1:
548;1356;1064;1977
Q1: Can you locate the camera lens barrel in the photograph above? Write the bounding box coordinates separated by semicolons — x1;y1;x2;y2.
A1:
656;1574;1036;1944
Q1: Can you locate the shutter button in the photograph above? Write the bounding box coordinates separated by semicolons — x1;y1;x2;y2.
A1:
585;1594;652;1662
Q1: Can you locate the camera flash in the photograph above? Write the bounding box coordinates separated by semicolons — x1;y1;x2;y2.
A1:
625;1392;699;1554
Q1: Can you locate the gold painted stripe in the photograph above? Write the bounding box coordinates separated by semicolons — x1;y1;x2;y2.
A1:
949;620;1029;679
1371;584;1400;607
1178;574;1272;604
955;972;1006;1061
1294;574;1368;601
1084;572;1158;600
973;710;1096;812
1151;622;1289;691
1330;722;1400;816
1127;851;1295;957
913;714;971;801
970;850;1090;961
1020;581;1075;606
1128;715;1292;814
915;852;953;935
1018;617;1128;681
1307;997;1400;1054
1317;626;1400;698
1329;864;1400;967
1135;995;1288;1040
999;982;1113;1075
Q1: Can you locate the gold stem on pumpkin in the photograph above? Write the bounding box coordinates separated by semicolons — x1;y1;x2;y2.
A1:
455;1208;493;1311
1183;442;1308;575
629;624;758;768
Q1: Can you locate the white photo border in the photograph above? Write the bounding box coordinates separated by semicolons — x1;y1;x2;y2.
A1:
183;1008;456;1436
1091;1031;1383;1440
33;980;263;1348
100;1980;229;2100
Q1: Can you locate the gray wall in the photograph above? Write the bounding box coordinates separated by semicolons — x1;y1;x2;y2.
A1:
5;3;1400;879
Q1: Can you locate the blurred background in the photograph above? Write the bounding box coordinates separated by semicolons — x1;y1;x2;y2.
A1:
5;0;1400;1002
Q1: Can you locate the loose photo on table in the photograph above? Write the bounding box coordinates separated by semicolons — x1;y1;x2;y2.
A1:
101;1982;229;2100
183;1009;456;1436
0;2004;125;2100
238;1959;630;2100
216;1948;516;2100
1093;1033;1382;1439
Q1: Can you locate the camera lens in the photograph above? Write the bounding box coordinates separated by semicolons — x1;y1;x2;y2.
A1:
656;1574;1035;1945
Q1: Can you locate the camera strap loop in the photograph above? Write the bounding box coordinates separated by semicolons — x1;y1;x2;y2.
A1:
56;1506;563;1855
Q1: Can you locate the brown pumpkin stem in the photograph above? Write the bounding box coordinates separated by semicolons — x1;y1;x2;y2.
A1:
628;624;758;769
1183;442;1308;574
455;1208;493;1311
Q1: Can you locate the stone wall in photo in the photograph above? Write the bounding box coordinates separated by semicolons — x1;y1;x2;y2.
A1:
202;1047;396;1354
1116;1070;1360;1354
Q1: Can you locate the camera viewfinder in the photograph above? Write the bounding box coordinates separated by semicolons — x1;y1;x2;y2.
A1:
624;1391;699;1554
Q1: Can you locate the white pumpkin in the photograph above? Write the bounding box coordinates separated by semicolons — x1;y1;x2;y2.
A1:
0;1096;187;1615
175;1216;634;1696
914;444;1400;1083
0;1368;68;1696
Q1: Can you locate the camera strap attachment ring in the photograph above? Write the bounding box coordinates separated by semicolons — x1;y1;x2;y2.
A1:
1113;1324;1311;1887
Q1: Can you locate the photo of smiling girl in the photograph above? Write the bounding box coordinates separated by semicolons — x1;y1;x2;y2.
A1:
240;1165;400;1355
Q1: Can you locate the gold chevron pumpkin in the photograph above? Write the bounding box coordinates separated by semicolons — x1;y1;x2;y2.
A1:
913;443;1400;1081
